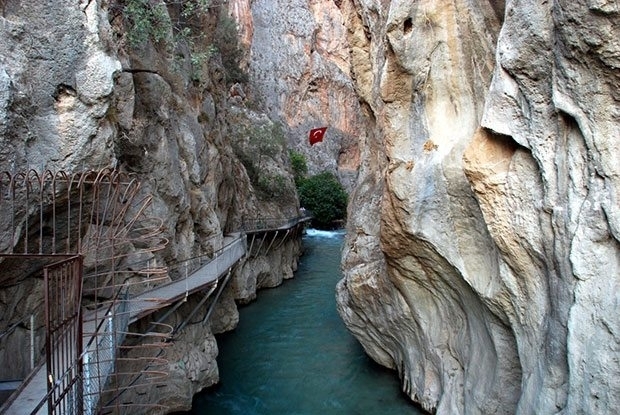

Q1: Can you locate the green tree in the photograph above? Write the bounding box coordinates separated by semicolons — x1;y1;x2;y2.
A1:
123;0;172;47
298;172;347;229
249;123;285;173
119;0;246;86
289;150;307;187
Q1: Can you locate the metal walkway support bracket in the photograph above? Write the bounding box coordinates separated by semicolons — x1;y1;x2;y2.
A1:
202;268;234;324
263;230;280;256
173;284;218;337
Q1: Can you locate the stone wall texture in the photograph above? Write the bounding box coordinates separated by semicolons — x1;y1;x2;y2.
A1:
233;0;363;190
0;0;302;412
336;0;619;414
1;0;618;414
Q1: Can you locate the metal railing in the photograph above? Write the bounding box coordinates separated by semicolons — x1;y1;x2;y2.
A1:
82;290;129;415
75;218;301;412
1;180;309;415
0;169;168;415
165;235;247;290
238;213;313;233
44;256;83;415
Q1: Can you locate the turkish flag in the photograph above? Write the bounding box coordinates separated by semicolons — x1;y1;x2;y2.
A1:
308;127;327;146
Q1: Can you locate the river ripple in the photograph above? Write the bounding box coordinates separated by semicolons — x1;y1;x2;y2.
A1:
182;229;422;415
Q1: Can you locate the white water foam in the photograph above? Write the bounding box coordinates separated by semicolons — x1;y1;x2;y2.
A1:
305;228;345;238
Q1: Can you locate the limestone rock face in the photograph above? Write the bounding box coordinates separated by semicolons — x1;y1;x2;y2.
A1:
232;236;302;303
0;0;302;412
0;0;120;171
232;0;362;189
336;0;619;414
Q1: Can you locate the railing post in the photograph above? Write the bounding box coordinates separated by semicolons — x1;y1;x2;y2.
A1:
83;352;91;415
30;314;34;371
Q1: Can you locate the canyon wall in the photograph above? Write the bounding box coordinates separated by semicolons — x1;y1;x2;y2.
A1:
336;0;619;414
1;0;618;413
0;0;302;412
230;0;362;190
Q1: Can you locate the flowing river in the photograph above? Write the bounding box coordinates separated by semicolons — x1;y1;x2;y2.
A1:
182;229;422;414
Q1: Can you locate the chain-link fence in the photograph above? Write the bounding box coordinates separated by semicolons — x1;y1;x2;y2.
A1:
82;290;129;415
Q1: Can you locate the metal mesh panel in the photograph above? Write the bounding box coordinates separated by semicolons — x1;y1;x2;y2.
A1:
44;256;83;415
83;291;129;415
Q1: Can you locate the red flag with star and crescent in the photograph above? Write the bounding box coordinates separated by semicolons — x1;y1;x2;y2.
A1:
308;127;327;146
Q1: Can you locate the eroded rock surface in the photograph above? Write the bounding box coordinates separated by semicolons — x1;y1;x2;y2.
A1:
0;0;302;412
1;0;618;413
234;0;362;190
336;0;619;414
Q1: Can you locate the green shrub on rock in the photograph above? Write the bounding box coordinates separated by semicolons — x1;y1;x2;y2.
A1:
289;150;308;187
298;172;347;229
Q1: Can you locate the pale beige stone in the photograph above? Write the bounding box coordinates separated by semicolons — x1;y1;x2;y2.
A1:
337;0;620;414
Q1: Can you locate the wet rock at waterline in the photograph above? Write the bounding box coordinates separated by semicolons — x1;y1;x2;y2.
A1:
337;1;619;414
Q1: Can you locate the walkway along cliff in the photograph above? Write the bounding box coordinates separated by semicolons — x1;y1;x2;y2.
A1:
0;0;311;412
0;168;311;414
0;1;618;414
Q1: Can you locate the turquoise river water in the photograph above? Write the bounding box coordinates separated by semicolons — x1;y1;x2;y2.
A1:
181;229;422;415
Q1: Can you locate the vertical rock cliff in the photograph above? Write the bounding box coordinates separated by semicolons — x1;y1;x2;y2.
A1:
0;0;302;412
230;0;362;190
336;0;619;414
2;0;618;413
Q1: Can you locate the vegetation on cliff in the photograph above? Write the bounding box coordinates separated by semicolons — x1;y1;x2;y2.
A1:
293;160;347;229
117;0;245;86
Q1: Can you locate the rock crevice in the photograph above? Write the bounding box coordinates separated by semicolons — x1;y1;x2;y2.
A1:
337;0;619;414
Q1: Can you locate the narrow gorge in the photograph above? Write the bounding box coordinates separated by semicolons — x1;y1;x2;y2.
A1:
0;0;618;414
